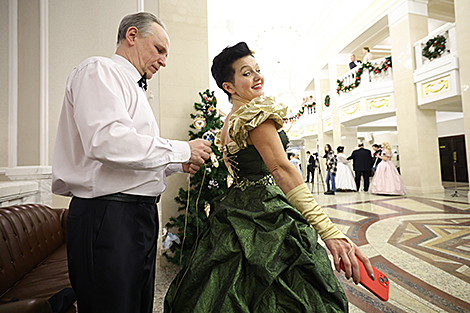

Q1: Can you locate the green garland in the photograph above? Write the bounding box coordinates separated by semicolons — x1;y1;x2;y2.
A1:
336;56;392;94
283;101;316;123
422;35;446;61
324;95;330;107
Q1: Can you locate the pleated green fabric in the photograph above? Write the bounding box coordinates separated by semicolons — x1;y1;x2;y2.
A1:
164;130;348;312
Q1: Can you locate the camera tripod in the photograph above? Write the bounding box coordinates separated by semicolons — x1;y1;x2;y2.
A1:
314;157;326;195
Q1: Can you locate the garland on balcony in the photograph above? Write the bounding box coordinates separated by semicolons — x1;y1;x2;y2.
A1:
324;95;330;107
422;35;446;61
336;56;392;94
283;102;316;123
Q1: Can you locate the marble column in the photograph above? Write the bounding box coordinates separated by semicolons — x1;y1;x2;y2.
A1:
388;0;444;194
341;125;358;156
328;56;353;151
454;0;470;197
315;74;331;175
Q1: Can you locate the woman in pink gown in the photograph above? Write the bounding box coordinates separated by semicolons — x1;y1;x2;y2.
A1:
371;141;407;195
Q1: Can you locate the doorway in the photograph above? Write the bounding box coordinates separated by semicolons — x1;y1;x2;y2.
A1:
439;135;468;182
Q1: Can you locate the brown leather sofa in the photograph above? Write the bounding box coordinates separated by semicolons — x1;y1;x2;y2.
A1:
0;204;75;313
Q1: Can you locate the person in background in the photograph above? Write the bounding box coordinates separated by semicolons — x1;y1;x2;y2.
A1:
371;141;407;195
335;146;356;191
347;143;373;192
372;143;383;174
305;151;316;183
52;12;212;313
290;153;302;178
323;144;337;195
349;54;362;69
165;41;373;313
363;47;373;63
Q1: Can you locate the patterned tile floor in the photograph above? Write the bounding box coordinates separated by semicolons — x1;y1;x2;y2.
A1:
153;182;470;312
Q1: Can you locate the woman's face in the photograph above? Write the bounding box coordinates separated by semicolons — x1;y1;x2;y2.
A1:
224;55;264;103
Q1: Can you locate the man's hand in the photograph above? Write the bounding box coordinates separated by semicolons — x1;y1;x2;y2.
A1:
182;163;201;174
185;139;211;173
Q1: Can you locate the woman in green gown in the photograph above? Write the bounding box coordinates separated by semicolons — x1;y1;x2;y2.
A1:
164;42;374;312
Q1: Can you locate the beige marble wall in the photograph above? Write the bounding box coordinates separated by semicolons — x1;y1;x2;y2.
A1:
0;0;8;168
454;0;470;195
48;0;136;208
158;0;209;236
17;0;40;166
390;12;444;193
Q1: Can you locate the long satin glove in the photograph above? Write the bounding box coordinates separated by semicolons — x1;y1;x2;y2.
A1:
286;183;347;241
287;184;375;283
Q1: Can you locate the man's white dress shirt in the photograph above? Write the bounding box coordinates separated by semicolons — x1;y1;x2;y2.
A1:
52;54;190;198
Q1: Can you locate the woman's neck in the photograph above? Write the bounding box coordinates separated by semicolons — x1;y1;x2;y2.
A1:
230;97;251;113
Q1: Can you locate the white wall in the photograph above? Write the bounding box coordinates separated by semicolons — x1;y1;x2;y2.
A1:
437;118;465;138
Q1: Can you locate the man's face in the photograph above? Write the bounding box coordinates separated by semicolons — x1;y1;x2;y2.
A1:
350;55;356;62
133;23;170;79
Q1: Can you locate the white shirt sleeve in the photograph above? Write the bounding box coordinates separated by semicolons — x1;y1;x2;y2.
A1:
70;60;190;171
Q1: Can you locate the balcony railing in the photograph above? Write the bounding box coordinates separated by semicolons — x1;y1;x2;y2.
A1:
414;23;457;70
413;23;461;111
336;57;393;96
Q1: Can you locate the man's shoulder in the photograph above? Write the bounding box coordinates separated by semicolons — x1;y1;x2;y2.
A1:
75;56;115;71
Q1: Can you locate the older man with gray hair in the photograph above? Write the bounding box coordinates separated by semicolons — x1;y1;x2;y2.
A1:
52;12;211;312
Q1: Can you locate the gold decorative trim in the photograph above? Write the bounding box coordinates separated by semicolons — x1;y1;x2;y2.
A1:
324;118;332;128
367;96;391;111
422;75;451;98
341;102;361;117
308;125;316;132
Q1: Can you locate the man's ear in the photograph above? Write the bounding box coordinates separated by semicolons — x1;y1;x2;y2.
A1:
222;82;234;95
126;26;139;46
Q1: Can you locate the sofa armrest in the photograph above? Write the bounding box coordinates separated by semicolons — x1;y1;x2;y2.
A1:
0;299;52;313
53;208;69;243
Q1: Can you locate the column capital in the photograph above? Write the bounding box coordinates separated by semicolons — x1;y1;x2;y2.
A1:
388;0;428;26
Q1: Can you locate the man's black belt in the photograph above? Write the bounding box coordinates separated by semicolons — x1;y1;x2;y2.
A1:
96;192;160;204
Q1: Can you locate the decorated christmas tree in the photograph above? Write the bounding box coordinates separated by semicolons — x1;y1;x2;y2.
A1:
163;89;229;267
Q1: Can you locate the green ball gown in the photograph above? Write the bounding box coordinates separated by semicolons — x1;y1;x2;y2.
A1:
164;96;348;313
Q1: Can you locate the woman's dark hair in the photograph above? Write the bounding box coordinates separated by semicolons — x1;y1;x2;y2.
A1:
211;42;253;100
325;144;332;153
337;146;344;153
363;47;370;52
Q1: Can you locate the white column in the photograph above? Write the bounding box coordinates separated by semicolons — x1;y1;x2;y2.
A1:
454;0;470;197
40;0;49;166
389;0;444;194
8;0;18;168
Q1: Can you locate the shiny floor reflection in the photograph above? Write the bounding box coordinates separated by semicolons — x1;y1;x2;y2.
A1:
154;183;470;313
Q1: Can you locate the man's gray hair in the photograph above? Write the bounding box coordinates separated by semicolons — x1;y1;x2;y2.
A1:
116;12;167;46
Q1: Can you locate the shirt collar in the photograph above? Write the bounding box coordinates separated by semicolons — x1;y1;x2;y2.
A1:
111;54;142;84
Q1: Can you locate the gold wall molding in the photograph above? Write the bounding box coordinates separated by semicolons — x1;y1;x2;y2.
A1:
367;96;391;111
341;101;361;117
324;118;332;128
422;74;451;98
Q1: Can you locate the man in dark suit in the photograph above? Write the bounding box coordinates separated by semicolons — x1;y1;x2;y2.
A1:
305;151;316;183
347;143;373;191
349;54;362;70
